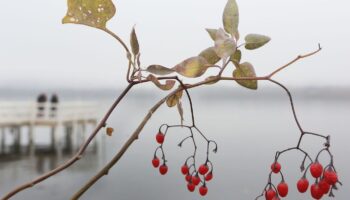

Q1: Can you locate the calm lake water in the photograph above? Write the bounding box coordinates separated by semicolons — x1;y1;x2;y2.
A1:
0;87;349;200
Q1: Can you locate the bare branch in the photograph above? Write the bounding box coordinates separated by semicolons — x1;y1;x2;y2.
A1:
267;44;322;78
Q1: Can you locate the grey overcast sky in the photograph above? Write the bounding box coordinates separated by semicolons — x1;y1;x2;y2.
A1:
0;0;349;89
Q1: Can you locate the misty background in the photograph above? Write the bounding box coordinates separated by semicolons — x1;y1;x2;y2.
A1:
0;0;349;90
0;0;349;200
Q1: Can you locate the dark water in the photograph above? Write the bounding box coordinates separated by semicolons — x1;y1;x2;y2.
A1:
0;88;349;200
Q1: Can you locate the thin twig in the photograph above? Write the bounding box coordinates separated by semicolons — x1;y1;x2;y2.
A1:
102;28;131;54
267;44;322;78
268;79;304;134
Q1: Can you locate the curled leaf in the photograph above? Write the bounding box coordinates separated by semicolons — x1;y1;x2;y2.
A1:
214;29;237;60
147;74;175;91
199;47;221;65
173;56;212;78
232;62;258;90
62;0;116;29
177;101;184;125
146;65;175;75
244;34;271;50
167;89;183;107
130;27;140;56
223;0;239;38
106;127;114;136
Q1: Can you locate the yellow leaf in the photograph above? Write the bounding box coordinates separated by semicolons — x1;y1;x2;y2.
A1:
199;47;221;65
62;0;116;29
146;65;175;75
173;56;212;78
167;89;183;107
232;62;258;90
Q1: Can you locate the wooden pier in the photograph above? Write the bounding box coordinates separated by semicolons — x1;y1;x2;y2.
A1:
0;101;100;156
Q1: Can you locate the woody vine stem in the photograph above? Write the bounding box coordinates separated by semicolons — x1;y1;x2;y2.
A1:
1;0;341;199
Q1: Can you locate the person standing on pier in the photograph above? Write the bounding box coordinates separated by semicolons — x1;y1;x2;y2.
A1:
36;93;47;118
50;94;59;118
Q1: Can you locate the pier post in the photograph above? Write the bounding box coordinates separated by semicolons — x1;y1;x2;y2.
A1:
28;124;35;156
65;124;73;153
13;126;21;154
1;127;5;154
50;125;57;153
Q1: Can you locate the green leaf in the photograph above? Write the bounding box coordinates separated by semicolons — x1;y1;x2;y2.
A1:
232;62;258;90
173;56;212;78
199;47;221;65
146;65;175;76
244;34;271;50
147;74;175;91
223;0;239;38
230;49;241;63
214;29;236;60
130;27;139;56
167;89;183;107
62;0;116;29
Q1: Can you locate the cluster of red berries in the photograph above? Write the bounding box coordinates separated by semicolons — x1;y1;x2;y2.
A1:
264;159;340;200
152;131;168;175
151;125;217;197
302;162;339;199
181;162;214;196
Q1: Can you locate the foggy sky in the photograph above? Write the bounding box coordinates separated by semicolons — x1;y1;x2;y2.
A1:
0;0;349;89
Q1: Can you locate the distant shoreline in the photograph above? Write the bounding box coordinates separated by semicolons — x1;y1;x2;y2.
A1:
1;86;349;101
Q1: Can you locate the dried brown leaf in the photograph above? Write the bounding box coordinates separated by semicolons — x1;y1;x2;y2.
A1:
147;74;176;91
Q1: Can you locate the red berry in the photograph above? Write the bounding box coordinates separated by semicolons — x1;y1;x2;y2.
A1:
181;165;189;175
198;164;209;175
205;172;213;181
265;188;276;200
271;162;281;174
192;175;201;186
187;183;196;192
185;174;192;182
311;183;324;199
199;185;208;196
310;162;323;178
159;164;168;175
277;182;288;197
297;178;309;193
319;179;331;194
324;168;338;185
152;157;160;168
156;132;165;144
